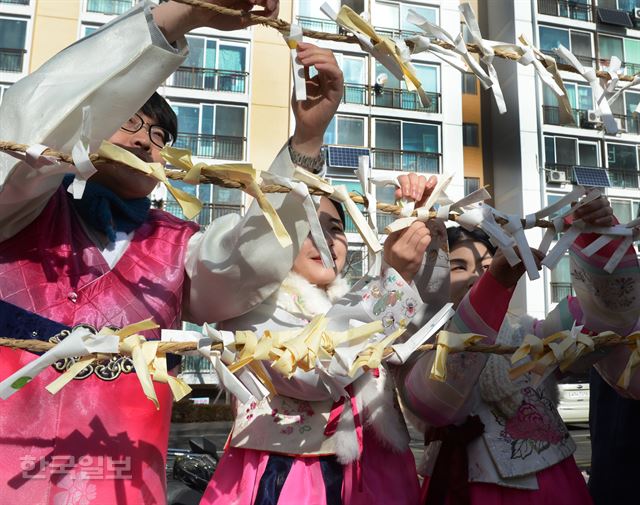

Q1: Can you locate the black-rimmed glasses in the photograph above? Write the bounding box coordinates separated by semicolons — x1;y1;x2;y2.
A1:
119;113;175;149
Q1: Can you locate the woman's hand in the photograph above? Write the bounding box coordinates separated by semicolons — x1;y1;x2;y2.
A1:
291;43;344;157
395;173;437;208
153;0;279;43
384;221;432;283
488;247;545;289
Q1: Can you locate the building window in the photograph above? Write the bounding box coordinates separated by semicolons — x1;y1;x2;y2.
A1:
297;0;362;32
85;0;134;16
598;34;640;77
537;0;592;21
373;119;440;173
542;81;593;125
324;115;366;146
462;73;477;95
344;245;367;285
372;1;438;37
610;198;640;224
374;60;439;112
80;24;100;39
550;256;574;303
464;177;480;196
0;17;27;73
539;26;592;66
0;0;30;4
462;123;479;147
170;36;248;93
335;52;367;105
0;83;8;103
607;142;640;188
171;102;246;160
544;136;600;168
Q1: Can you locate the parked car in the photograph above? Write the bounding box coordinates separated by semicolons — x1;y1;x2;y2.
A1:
557;375;590;424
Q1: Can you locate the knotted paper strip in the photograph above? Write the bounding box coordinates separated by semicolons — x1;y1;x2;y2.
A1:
430;331;486;381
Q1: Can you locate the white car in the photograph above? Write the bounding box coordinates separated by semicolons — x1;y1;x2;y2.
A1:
557;378;590;424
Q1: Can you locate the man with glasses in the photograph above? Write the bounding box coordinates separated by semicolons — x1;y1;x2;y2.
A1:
0;0;343;503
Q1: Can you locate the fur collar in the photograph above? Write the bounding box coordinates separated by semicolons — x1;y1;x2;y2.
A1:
271;271;350;321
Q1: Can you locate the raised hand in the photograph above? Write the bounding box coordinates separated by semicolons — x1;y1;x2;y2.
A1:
488;247;545;289
395;173;437;208
384;221;432;283
573;194;615;227
290;43;344;157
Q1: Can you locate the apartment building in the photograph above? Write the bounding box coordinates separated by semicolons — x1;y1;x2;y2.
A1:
478;0;640;319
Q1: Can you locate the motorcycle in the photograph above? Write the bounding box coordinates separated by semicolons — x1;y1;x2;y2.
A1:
167;438;219;505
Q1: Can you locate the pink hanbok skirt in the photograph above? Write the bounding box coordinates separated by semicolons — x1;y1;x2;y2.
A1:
420;456;592;505
200;427;420;505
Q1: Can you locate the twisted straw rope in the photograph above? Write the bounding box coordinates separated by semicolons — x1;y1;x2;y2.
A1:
173;0;639;83
0;332;629;356
0;140;559;228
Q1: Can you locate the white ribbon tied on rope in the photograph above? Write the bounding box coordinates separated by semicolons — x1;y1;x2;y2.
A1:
406;9;493;93
356;156;383;277
69;106;98;198
555;45;618;135
286;24;307;101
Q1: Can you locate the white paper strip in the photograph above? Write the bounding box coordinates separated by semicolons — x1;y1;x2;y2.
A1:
286;24;306;101
388;303;455;364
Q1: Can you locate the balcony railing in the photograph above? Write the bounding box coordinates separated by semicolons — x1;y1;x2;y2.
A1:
343;83;369;105
542;49;595;68
296;16;339;34
86;0;133;15
170;67;248;93
599;58;640;77
174;133;245;161
180;355;213;374
542;105;590;127
546;162;640;189
163;202;244;226
374;88;440;113
608;168;640;189
374;26;420;39
341;84;441;113
371;148;440;174
537;0;593;21
612;112;640;134
344;212;398;234
551;282;574;303
0;48;25;73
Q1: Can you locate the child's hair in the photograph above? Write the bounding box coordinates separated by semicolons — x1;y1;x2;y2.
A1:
140;92;178;141
447;226;497;255
329;199;346;226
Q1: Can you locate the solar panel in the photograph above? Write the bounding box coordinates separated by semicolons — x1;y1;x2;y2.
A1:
573;166;611;188
596;8;633;28
326;146;371;169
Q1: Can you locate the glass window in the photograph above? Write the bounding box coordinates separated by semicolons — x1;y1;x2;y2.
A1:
608;143;637;170
401;4;437;31
375;120;402;150
626;91;640;116
215;106;244;137
403;122;438;152
599;35;624;61
219;44;246;72
578;142;599;166
570;32;592;61
545;136;556;164
624;38;640;65
0;17;27;73
462;73;477;94
556;137;578;165
464;177;480;195
414;64;438;93
550;256;572;302
611;199;633;224
339;54;366;84
463;123;479;147
539;26;570;54
324;115;365;146
373;2;400;29
173;105;200;134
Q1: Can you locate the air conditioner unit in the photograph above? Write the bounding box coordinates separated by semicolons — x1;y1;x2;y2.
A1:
634;7;640;18
548;170;568;184
587;110;601;123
